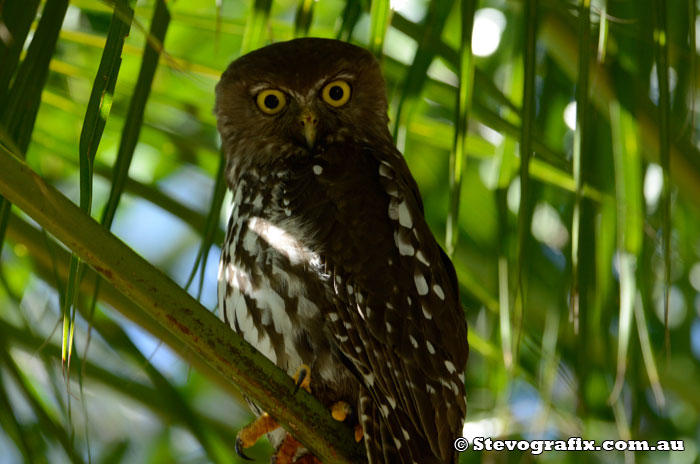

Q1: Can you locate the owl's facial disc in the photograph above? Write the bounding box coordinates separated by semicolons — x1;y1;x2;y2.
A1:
299;108;318;149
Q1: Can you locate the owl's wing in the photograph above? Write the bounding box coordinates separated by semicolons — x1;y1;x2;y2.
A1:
295;141;468;463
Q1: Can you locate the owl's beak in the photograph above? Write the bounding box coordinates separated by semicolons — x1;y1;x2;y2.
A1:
299;108;318;149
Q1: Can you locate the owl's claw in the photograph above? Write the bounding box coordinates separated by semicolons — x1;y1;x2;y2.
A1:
234;367;313;462
235;437;254;461
330;401;363;442
354;424;364;443
330;400;352;421
292;364;311;394
235;412;279;461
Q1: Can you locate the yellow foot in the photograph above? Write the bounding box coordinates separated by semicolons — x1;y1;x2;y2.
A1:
330;401;363;442
292;364;312;394
236;365;312;461
235;413;279;460
354;424;364;443
331;400;352;421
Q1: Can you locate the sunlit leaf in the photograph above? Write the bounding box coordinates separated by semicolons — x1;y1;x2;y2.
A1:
569;0;591;335
368;0;390;57
515;0;538;360
241;0;273;54
446;0;476;256
653;0;672;355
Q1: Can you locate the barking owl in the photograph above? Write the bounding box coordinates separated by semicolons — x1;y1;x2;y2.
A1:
215;38;468;464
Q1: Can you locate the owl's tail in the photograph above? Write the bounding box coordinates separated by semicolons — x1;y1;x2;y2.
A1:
358;391;396;463
357;388;447;464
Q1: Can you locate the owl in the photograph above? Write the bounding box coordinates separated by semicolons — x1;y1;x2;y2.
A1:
215;38;468;464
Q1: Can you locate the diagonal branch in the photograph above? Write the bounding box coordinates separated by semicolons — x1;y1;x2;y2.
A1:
0;144;366;464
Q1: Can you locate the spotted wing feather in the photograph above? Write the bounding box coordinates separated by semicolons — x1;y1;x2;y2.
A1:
281;140;468;463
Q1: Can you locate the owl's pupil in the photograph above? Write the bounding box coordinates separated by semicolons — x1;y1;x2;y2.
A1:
329;86;344;101
264;94;279;109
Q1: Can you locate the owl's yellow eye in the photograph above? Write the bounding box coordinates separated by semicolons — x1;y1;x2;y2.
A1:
321;80;351;107
256;89;286;115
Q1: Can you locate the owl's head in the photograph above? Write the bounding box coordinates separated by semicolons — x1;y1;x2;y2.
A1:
215;38;390;175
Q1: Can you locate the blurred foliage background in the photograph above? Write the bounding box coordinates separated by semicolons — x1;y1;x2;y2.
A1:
0;0;699;463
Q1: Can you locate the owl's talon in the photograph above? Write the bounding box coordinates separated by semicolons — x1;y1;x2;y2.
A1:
354;424;364;443
330;401;363;443
330;400;352;422
236;412;279;460
292;364;311;394
235;436;254;461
